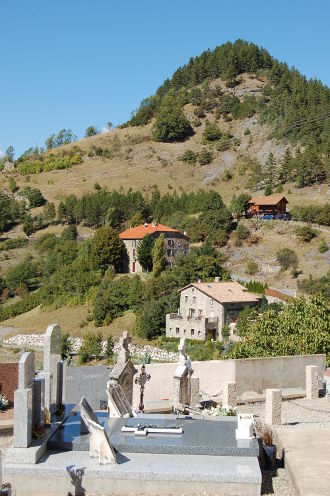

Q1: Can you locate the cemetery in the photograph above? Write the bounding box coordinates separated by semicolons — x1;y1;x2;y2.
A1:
0;324;329;495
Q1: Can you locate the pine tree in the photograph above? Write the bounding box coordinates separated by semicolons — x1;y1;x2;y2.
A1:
137;234;154;272
57;201;67;223
279;148;293;183
265;152;276;189
152;233;165;277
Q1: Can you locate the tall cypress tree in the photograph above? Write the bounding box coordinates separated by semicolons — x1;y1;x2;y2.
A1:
152;233;165;277
137;234;154;272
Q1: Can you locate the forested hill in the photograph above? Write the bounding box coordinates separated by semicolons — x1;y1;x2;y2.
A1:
127;40;330;155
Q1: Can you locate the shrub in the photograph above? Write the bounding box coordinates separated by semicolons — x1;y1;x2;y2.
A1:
276;248;298;270
290;204;330;226
236;223;250;240
21;187;45;207
6;257;38;292
0;237;28;251
222;169;233;181
9;177;18;193
152;107;194;142
194;107;205;118
105;336;114;360
264;184;273;196
78;330;103;364
245;260;259;275
61;332;72;361
244;128;251;135
319;240;328;253
61;225;78;241
85;126;99;137
202;121;222;142
180;149;197;165
296;225;318;243
198;149;213;165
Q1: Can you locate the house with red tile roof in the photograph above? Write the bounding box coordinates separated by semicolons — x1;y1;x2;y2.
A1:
166;279;260;341
119;222;190;273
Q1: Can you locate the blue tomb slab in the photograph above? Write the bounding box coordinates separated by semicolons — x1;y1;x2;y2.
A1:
48;413;258;457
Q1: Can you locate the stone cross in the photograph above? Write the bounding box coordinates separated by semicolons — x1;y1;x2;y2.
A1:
118;331;131;361
306;365;319;400
222;382;237;409
265;388;282;425
13;352;35;448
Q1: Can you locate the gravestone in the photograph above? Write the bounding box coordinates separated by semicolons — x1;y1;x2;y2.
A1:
89;420;117;464
13;352;35;448
173;338;194;411
265;388;282;425
107;382;135;418
223;382;237;409
32;377;45;429
306;365;319;400
78;396;117;464
190;377;202;408
80;396;99;434
108;332;137;405
65;365;109;410
42;324;61;421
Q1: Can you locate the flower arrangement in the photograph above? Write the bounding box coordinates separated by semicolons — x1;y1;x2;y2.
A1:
0;393;9;411
201;405;237;417
254;419;273;445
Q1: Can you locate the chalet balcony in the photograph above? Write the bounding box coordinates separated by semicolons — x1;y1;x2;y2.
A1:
168;313;183;320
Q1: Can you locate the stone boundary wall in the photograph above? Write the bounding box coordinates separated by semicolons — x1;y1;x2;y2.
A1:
132;354;326;406
0;362;19;406
3;334;178;363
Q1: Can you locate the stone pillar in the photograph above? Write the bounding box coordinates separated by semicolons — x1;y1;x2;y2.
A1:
306;365;319;400
190;377;202;408
43;324;61;420
222;382;237;409
32;377;45;429
265;388;282;425
13;352;35;448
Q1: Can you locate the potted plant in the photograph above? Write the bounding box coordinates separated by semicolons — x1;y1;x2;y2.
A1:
255;419;277;470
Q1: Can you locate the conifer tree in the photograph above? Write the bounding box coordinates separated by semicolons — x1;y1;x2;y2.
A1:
137;234;154;272
152;233;165;277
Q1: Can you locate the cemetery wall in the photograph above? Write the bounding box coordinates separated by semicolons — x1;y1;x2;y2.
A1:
132;354;326;405
0;362;18;405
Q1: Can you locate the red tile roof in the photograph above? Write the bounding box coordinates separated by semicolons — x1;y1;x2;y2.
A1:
182;282;260;304
119;223;187;240
249;195;288;206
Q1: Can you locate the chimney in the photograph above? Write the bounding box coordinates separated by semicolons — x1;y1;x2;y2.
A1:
184;230;187;236
151;221;156;227
214;276;221;283
144;222;148;227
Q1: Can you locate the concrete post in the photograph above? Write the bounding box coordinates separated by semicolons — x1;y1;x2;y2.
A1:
306;365;319;400
265;388;282;425
222;382;237;409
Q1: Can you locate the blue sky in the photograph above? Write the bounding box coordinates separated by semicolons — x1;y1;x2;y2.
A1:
1;0;329;157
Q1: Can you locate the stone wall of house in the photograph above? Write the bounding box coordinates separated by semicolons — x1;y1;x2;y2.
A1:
166;286;224;341
0;362;19;406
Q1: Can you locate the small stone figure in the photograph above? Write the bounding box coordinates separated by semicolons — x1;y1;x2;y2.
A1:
135;365;151;412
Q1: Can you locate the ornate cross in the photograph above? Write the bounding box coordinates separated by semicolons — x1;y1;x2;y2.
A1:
134;364;151;412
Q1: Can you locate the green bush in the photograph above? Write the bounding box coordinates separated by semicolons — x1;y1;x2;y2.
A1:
152;106;194;142
194;107;205;118
290;204;330;226
198;149;213;165
61;332;72;361
236;223;250;240
245;260;259;276
105;336;115;360
319;240;328;254
276;248;298;270
0;290;43;322
18;151;82;175
21;187;45;207
244;128;251;135
0;237;28;251
298;271;329;301
78;330;103;364
296;225;318;242
202;121;222;142
6;257;38;292
180;149;197;165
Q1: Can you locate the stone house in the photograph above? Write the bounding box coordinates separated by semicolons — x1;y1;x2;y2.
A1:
166;280;260;341
119;222;190;273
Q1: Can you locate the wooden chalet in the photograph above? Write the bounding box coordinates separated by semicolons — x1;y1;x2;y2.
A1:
247;194;288;216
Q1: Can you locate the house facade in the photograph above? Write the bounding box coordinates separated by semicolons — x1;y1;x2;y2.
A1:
166;280;260;341
119;222;190;273
247;195;288;216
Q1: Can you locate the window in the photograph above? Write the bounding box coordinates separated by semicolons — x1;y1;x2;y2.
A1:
191;329;194;336
189;308;195;318
167;249;174;257
198;331;201;336
185;295;188;302
176;327;180;335
183;329;186;334
193;296;196;304
168;239;174;246
198;309;203;316
210;298;214;306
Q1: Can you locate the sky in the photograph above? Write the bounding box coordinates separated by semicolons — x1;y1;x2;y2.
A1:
1;0;329;157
